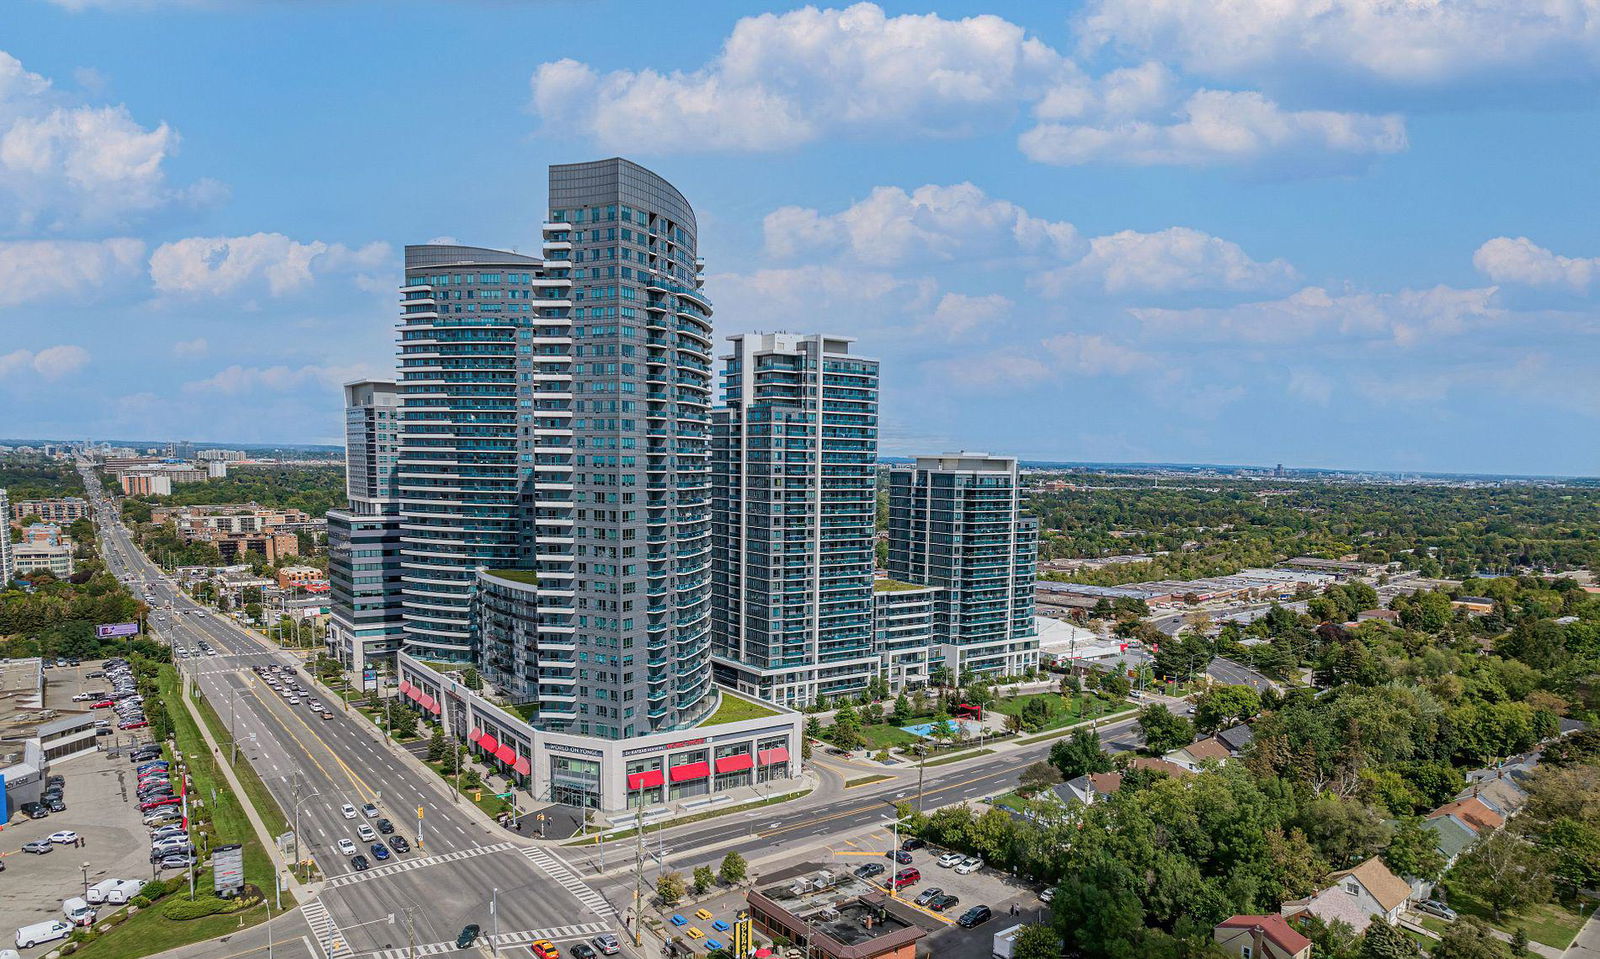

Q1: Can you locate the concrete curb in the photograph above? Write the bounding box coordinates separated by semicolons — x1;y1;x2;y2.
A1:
176;672;304;900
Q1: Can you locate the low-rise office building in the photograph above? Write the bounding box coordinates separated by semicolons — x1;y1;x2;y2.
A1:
11;543;74;578
9;497;90;524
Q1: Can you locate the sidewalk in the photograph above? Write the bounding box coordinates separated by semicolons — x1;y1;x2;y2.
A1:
177;673;305;901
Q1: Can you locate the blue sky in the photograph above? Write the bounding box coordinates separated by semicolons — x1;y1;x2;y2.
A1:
3;0;1597;475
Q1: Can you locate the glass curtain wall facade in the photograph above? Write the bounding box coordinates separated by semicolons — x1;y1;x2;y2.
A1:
887;454;1039;678
328;381;406;673
543;159;716;736
395;245;562;662
710;333;880;707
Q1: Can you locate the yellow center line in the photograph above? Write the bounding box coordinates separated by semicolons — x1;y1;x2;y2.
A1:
241;680;378;804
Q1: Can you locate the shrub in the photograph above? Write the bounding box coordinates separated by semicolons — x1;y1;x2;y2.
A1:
128;896;151;910
161;896;241;920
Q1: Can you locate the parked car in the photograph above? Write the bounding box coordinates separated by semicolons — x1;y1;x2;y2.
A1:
22;840;53;854
1415;900;1458;921
956;905;992;928
47;831;78;845
854;862;886;879
892;867;920;889
885;849;913;864
929;894;959;913
900;837;926;851
954;857;983;875
19;802;47;819
913;887;944;907
936;852;964;868
157;854;196;870
140;797;181;811
15;918;73;950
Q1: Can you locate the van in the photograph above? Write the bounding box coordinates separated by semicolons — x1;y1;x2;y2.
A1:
101;880;145;904
15;919;72;949
85;880;119;905
62;897;96;927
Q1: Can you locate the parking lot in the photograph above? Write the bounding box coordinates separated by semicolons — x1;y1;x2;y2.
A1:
814;830;1048;954
0;747;171;955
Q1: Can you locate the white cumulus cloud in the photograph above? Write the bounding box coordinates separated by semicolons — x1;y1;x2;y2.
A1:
531;3;1066;152
927;293;1012;337
0;237;145;302
149;233;391;297
0;344;91;380
1473;236;1600;292
1032;226;1297;295
1020;86;1405;169
764;182;1083;267
182;362;373;396
1078;0;1600;89
172;337;208;358
1130;285;1502;345
0;50;219;232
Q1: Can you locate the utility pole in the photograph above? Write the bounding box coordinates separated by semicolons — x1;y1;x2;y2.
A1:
632;789;645;947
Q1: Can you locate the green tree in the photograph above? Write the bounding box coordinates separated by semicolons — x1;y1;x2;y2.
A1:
426;729;449;763
656;871;686;905
1020;761;1063;796
1011;924;1061;959
1101;671;1131;698
1430;919;1511;959
1453;831;1553;922
1382;817;1446;882
829;703;864;750
1134;704;1194;754
1048;729;1112;780
1052;854;1144;959
692;865;715;895
1191;685;1260;735
718;851;747;886
889;694;913;726
1359;921;1422;959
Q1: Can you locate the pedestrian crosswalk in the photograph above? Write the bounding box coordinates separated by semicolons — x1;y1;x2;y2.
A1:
302;895;352;959
521;846;617;918
323;841;516;888
359;922;613;959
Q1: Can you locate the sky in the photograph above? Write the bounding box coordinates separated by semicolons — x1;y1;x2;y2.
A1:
2;0;1598;476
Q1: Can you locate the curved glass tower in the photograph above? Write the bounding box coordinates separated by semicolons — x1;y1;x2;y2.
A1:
546;159;717;735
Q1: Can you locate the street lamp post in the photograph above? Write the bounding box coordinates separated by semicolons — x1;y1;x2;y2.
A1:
81;862;90;901
292;786;323;881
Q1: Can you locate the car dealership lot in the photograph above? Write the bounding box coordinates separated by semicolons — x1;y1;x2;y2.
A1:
0;749;174;955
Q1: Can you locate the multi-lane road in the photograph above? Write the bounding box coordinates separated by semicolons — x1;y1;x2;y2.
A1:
83;468;619;959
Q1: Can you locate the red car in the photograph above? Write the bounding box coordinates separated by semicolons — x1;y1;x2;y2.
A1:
91;700;113;709
139;796;181;812
119;720;149;730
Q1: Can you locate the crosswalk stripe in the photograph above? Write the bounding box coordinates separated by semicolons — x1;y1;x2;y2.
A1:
323;841;516;888
521;847;615;918
302;895;352;959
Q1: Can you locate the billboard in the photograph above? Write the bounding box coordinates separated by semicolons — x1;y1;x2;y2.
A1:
213;843;244;896
97;622;139;639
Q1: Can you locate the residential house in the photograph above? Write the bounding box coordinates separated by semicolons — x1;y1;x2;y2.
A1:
1282;857;1410;933
1456;779;1527;819
1166;736;1233;772
1451;596;1495;615
1051;772;1122;808
1216;724;1254;756
1422;815;1478;869
1213;915;1312;959
1356;609;1400;624
1427;798;1505;834
1127;756;1193;778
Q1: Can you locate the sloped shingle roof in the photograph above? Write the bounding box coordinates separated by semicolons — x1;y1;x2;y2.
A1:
1217;914;1311;954
1328;857;1412;913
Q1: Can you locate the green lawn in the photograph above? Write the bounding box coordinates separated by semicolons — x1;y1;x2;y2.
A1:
697;691;780;726
845;774;893;788
992;693;1123;733
1448;888;1589;949
193;692;292;839
860;723;924;749
923;748;995;767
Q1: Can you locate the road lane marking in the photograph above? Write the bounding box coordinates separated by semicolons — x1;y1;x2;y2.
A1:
301;895;352;959
521;846;616;918
321;841;516;890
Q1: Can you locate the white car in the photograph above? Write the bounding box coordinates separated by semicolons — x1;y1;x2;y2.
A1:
356;824;376;842
341;804;358;819
287;697;300;705
337;838;357;855
47;831;78;845
954;857;983;875
937;852;965;868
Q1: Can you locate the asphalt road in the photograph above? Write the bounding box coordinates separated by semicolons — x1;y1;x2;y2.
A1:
82;468;620;959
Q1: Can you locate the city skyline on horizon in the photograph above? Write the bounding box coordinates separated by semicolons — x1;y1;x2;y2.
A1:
5;1;1599;477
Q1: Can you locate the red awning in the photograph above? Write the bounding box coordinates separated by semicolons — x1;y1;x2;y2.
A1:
669;761;710;783
715;754;754;773
427;697;441;715
628;769;665;790
468;728;483;744
513;756;531;776
494;744;516;765
479;734;499;754
398;681;413;696
757;747;789;765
